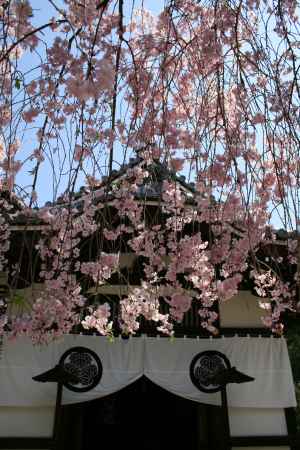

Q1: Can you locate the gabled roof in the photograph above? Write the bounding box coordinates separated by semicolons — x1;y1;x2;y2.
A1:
50;156;196;211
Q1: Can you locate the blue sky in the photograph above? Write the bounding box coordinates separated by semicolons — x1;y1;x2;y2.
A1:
15;0;166;205
11;2;297;230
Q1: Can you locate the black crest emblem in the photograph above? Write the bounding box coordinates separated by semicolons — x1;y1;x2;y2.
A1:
59;346;103;392
190;350;231;393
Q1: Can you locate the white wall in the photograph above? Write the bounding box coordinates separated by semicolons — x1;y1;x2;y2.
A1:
229;407;287;437
230;409;290;450
0;406;54;437
219;290;269;328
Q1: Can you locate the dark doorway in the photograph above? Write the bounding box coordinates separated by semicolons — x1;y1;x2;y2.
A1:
57;377;227;450
83;377;198;450
59;377;200;450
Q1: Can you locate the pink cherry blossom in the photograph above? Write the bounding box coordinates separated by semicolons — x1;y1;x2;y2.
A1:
0;0;298;340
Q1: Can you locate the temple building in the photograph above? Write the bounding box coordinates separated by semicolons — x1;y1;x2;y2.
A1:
0;157;298;450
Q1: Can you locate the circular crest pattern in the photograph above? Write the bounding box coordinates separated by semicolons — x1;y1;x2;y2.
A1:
59;346;103;392
190;350;231;393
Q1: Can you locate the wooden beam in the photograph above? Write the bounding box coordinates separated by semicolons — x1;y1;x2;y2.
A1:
0;437;52;449
9;224;50;231
87;283;198;296
231;434;300;447
230;435;290;446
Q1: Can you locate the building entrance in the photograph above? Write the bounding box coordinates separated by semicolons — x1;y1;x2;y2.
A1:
58;377;204;450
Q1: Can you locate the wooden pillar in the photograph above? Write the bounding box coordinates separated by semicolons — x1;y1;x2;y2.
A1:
285;407;297;450
221;387;231;450
197;404;209;450
52;382;63;450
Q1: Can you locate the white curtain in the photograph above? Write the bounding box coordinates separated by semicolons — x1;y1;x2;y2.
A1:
0;334;296;408
144;336;296;408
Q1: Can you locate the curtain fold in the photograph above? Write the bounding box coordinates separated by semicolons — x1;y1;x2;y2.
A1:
144;336;296;407
0;335;296;408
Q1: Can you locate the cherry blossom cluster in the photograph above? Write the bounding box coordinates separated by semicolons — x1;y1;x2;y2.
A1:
81;303;113;336
80;254;119;285
0;1;299;340
120;283;173;336
252;270;296;334
0;197;10;273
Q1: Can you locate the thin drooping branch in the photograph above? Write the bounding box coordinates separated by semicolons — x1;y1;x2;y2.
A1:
108;0;124;177
0;20;66;64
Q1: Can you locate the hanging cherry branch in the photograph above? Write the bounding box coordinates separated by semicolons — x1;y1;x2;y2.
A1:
0;0;299;342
